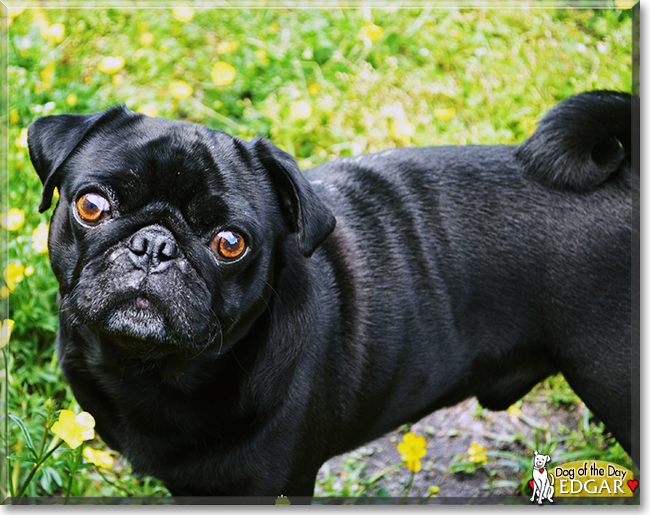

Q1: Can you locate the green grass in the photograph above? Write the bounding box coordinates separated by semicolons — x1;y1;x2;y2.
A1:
1;3;633;500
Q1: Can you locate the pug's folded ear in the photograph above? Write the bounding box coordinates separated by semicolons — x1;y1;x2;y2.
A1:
252;138;336;257
28;106;132;212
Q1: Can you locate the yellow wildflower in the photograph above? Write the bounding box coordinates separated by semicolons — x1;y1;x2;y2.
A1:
308;83;320;95
66;94;78;107
39;24;51;41
40;23;65;44
112;74;124;87
361;22;384;43
0;287;9;299
51;410;95;449
4;262;25;292
615;0;634;8
507;405;521;418
397;432;427;473
1;208;25;231
467;442;488;464
0;319;15;349
428;485;440;496
434;107;456;122
391;120;415;144
254;49;270;66
9;109;19;125
139;32;155;47
40;62;56;90
216;41;237;54
97;56;125;74
32;224;49;254
15;129;28;149
24;266;35;277
268;23;279;35
169;80;193;99
83;447;114;469
137;104;159;117
172;5;195;23
210;62;236;86
289;100;312;120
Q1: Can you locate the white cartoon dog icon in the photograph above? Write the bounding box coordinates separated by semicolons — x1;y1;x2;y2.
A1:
530;450;554;504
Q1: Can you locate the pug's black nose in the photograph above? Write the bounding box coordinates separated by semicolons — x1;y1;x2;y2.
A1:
128;226;178;272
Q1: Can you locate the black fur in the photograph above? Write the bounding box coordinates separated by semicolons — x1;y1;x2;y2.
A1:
28;90;633;496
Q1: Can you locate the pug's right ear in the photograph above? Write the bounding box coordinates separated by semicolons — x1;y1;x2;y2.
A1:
28;106;131;212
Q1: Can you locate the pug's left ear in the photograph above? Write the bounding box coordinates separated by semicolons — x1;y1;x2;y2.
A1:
252;138;336;257
28;106;132;212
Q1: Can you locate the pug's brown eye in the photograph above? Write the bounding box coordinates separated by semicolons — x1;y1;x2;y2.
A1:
212;231;245;260
77;193;111;223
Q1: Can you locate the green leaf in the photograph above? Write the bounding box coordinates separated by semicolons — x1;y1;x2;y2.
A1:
9;414;38;459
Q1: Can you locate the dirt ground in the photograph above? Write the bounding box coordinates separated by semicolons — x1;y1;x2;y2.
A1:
315;392;587;501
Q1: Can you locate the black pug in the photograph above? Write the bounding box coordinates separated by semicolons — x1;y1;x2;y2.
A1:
28;90;633;497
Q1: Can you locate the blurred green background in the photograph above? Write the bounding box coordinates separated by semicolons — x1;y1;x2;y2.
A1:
1;1;633;499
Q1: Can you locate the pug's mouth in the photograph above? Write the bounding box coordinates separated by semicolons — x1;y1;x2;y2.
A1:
103;296;170;343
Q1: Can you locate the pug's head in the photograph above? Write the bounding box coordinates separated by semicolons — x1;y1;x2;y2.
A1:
28;106;335;358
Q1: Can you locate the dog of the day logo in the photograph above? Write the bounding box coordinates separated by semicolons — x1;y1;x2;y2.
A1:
528;451;637;503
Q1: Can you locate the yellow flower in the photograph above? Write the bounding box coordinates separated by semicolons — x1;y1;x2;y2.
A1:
40;23;65;44
0;319;15;349
434;107;456;122
137;104;159;117
4;262;25;292
97;56;125;74
51;410;95;449
40;62;56;90
112;74;124;87
0;287;9;299
15;129;28;149
139;32;155;47
83;447;114;469
255;49;267;60
308;83;320;95
216;41;237;54
428;485;440;496
172;5;194;23
507;405;521;418
391;120;415;143
169;80;193;99
467;442;488;464
615;0;635;8
24;266;35;277
361;22;384;43
66;94;78;107
32;224;49;254
1;208;25;231
268;23;279;35
9;109;19;125
210;62;236;86
289;100;312;120
397;432;427;472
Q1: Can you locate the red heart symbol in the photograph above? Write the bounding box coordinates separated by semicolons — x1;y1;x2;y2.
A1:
628;480;638;492
528;480;534;489
539;469;544;473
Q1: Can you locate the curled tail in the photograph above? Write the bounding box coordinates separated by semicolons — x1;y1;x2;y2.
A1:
515;90;632;191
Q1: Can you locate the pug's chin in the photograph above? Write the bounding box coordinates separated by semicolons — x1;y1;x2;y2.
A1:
99;298;186;356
